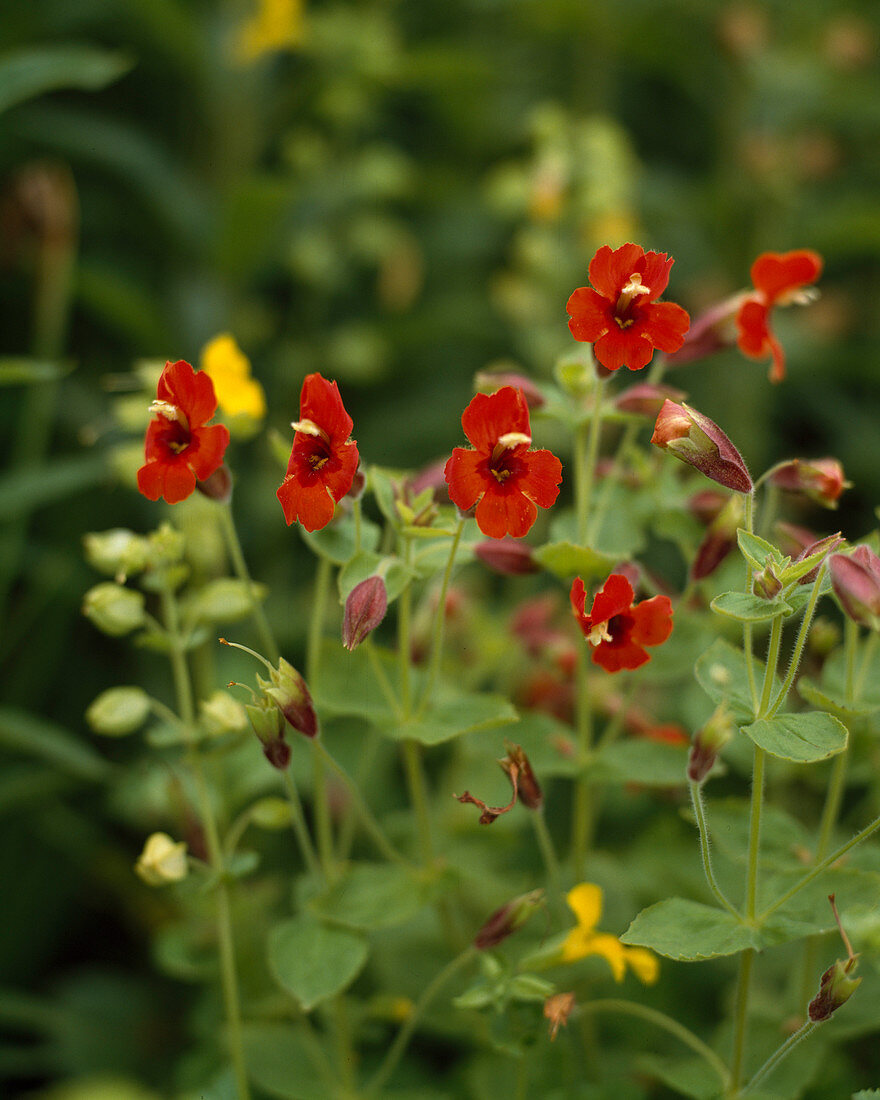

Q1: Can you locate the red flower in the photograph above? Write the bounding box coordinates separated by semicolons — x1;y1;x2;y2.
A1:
444;387;562;539
137;360;230;505
736;249;822;382
276;373;359;532
566;243;690;372
570;573;673;673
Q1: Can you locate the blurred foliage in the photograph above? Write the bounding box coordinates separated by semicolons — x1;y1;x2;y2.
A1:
1;0;879;1094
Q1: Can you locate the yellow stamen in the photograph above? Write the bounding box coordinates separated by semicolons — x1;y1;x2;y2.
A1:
587;621;612;647
149;400;189;431
291;418;330;445
615;272;651;315
491;431;531;464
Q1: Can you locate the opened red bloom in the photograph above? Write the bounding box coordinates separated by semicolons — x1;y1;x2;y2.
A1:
736;249;822;383
137;359;230;505
276;373;359;532
570;573;673;673
566;243;690;372
444;387;562;539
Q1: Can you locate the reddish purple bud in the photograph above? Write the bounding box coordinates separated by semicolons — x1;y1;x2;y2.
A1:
498;742;543;811
246;702;290;770
829;546;880;628
474;369;545;409
196;463;233;503
692;495;743;580
651;400;753;494
262;659;319;739
689;489;730;526
343;575;388;650
615;382;687;419
666;294;742;366
474;889;544;949
474;537;539;576
794;532;844;585
768;458;850;509
809;958;861;1021
688;706;735;783
753;559;783;600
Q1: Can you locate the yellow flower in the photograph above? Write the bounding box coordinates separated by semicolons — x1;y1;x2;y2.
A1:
200;334;266;421
561;883;659;985
135;832;188;886
236;0;304;62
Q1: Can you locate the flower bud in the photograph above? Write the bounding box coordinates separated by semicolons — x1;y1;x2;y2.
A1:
246;701;290;769
86;686;151;736
665;295;742;367
82;582;146;636
768;458;849;509
651;400;753;494
688;489;730;526
262;658;319;739
195;463;233;503
792;532;844;585
615;382;687;419
829;546;880;629
474;537;538;576
692;494;743;580
498;743;543;811
343;575;388;650
145;523;186;570
808;957;861;1021
474;889;544;949
688;705;735;783
474;369;545;409
199;690;248;736
753;558;783;600
135;832;188;886
83;528;150;582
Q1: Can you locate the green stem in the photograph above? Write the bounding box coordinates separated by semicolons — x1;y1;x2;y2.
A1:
281;768;321;878
689;781;739;917
531;810;563;906
397;536;414;717
570;642;594;879
588;421;638;546
307;557;334;880
576;377;605;545
402;739;434;865
578;999;729;1089
727;948;755;1097
767;566;827;718
315;740;409;866
364;947;476;1097
742;493;759;713
160;586;251;1100
353;497;363;555
746;746;766;921
854;630;878;701
758;615;783;719
740;1020;817;1096
417;519;464;716
218;502;279;664
364;638;403;720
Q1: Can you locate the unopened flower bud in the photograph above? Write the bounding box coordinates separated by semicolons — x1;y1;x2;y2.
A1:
651;400;753;494
195;463;233;503
199;691;248;735
829;546;880;629
498;743;543;811
348;467;366;501
343;575;388;650
474;369;545;409
474;537;538;576
665;295;742;366
145;523;186;569
692;495;743;580
768;458;849;509
753;558;784;600
246;701;290;769
83;528;150;581
474;889;544;949
86;686;151;736
793;533;844;585
262;659;319;739
808;957;861;1021
688;706;735;783
135;832;188;886
688;489;730;526
82;582;146;636
615;382;687;419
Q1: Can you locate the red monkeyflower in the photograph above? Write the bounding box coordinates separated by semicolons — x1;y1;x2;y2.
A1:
276;373;359;532
444;387;562;539
736;249;823;382
137;360;230;505
566;243;690;372
570;573;673;673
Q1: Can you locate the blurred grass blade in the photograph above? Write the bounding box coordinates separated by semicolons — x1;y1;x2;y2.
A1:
0;358;72;386
0;707;110;782
0;46;132;115
0;454;106;521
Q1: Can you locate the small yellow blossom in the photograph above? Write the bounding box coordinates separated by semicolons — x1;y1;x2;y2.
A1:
236;0;304;63
561;883;659;985
135;832;188;886
200;333;266;421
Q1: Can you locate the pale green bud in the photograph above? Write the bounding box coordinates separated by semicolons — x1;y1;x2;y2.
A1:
83;583;145;636
86;686;151;736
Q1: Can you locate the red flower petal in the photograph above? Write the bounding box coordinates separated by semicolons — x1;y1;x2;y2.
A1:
137;457;196;504
570;577;588;626
736;297;770;356
592;637;650;673
299;373;354;445
460;387;530;454
276;474;335;531
157;360;218;428
589;573;635;626
750;250;823;302
629;595;674;647
445;448;486;510
475;486;537;539
188;423;231;481
588;243;645;300
566;287;611;342
638;250;675;300
639;301;691;353
520;448;563;508
594;327;655;372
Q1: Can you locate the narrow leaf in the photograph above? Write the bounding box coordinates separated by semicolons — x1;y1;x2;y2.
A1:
0;46;131;114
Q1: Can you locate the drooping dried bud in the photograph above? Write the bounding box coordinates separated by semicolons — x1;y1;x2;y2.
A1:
474;368;545;409
692;494;743;580
135;832;188;886
343;575;388;650
473;889;544;949
615;382;687;419
768;458;850;509
829;546;880;629
688;705;735;783
753;558;784;600
652;400;753;494
195;463;233;503
474;537;538;575
544;992;576;1040
808;957;862;1021
498;743;543;811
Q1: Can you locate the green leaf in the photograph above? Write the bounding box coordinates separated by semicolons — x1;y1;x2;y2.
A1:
0;455;107;520
0;357;72;385
639;1054;724;1100
533;540;619;582
800;645;880;716
242;1024;329;1100
0;46;132;115
592;739;688;787
309;863;431;930
710;591;792;623
338;551;410;605
694;638;762;721
742;712;848;763
299;512;380;565
0;707;110;782
737;528;785;571
797;678;876;720
621;898;757;960
267;915;368;1011
387;692;518;746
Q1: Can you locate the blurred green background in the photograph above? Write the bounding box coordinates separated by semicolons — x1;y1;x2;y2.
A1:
1;0;879;1092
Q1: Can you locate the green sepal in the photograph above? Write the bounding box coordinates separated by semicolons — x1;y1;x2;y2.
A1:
737;528;786;572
